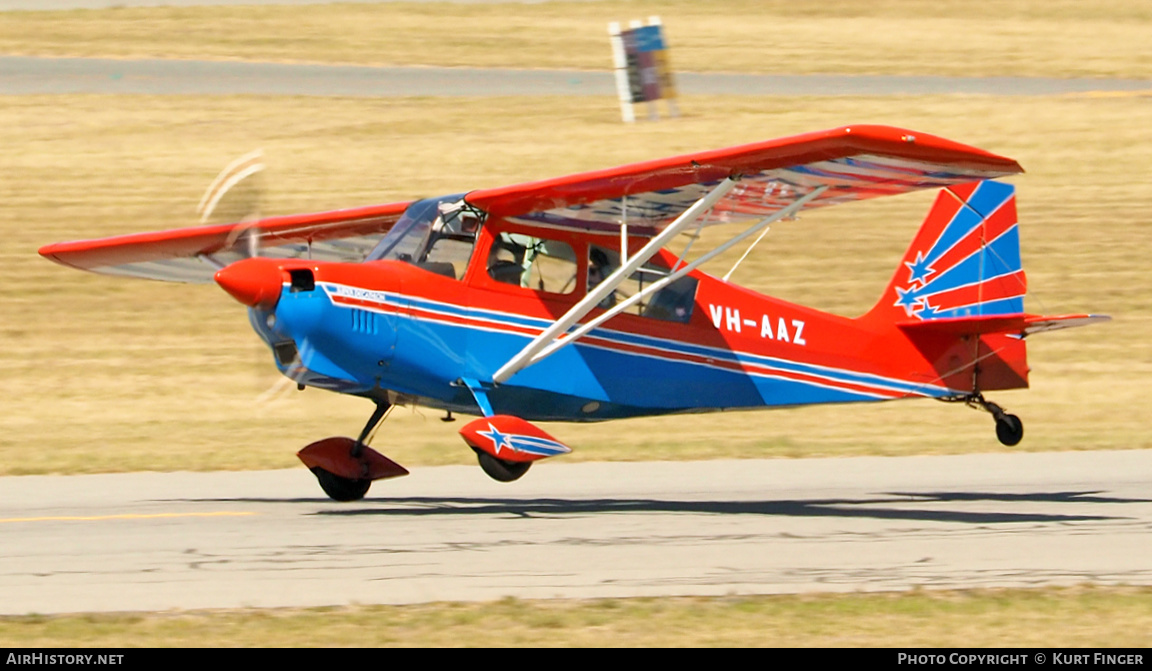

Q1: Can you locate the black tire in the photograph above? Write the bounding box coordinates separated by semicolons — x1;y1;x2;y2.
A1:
995;414;1024;447
476;450;532;482
311;467;371;501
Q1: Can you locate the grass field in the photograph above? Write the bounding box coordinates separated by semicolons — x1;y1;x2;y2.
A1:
3;587;1151;647
1;0;1151;78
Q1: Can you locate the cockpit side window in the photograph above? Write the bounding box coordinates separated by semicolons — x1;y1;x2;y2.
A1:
486;232;577;295
422;236;473;280
588;244;697;323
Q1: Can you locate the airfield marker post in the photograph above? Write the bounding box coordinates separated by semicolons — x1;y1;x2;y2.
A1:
608;22;636;123
609;17;679;123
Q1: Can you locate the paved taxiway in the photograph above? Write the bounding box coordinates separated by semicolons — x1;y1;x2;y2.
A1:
5;56;1152;97
2;450;1149;614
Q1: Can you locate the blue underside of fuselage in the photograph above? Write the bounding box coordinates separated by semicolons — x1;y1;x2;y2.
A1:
249;286;923;422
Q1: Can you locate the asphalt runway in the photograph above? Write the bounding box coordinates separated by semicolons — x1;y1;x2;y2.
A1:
2;450;1149;614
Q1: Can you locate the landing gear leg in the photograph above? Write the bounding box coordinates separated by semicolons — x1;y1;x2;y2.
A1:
300;401;406;502
956;393;1024;446
352;401;391;458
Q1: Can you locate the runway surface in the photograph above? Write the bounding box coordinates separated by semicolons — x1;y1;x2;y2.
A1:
2;450;1149;614
5;56;1152;97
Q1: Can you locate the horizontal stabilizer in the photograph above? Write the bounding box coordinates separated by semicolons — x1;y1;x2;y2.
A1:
899;313;1110;337
1021;314;1112;335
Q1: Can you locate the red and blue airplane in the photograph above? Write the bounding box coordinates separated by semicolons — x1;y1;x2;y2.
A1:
40;126;1108;501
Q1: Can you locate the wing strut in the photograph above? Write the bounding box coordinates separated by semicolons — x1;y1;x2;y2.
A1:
508;185;830;376
619;196;629;266
492;177;741;384
722;221;773;282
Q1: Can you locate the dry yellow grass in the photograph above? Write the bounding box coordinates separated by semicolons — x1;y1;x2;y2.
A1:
2;92;1149;475
0;0;1150;78
3;587;1151;647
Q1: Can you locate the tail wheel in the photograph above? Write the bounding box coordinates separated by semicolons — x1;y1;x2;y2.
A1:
475;449;531;482
995;414;1024;447
947;393;1025;447
311;467;371;501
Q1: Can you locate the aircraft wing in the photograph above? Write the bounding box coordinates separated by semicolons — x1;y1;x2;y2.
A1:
41;125;1020;283
39;201;411;283
466;125;1023;233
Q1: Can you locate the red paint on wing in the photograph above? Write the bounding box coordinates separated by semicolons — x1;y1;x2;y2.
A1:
466;125;1022;217
39;201;411;272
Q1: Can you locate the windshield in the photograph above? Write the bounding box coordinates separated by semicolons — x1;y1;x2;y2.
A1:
365;193;483;280
367;194;464;262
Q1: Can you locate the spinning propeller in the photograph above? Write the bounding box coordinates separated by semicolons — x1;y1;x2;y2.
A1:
198;151;281;312
196;150;308;403
198;149;266;236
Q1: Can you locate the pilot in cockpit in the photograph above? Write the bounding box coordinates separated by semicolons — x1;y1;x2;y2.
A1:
588;247;617;308
487;235;527;286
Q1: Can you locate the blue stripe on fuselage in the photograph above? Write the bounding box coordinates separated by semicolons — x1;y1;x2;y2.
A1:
277;285;955;420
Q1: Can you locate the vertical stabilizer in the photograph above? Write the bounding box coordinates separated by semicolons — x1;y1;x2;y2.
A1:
866;180;1025;324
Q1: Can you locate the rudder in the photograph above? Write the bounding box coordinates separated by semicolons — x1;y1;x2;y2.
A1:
866;180;1026;324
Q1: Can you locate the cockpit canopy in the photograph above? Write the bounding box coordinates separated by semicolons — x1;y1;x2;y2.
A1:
366;193;483;279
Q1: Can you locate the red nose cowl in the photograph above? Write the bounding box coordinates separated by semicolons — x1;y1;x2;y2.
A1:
214;257;286;308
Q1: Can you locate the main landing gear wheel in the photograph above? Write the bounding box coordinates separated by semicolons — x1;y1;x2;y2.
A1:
311;467;371;502
297;402;408;502
475;449;531;482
